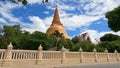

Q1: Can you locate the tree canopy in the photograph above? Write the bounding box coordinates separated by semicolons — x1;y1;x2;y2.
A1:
0;0;48;5
0;25;120;52
0;25;55;50
100;33;120;42
106;6;120;32
98;33;120;52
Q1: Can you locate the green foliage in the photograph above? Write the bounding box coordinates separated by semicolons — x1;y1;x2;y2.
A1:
1;25;120;52
30;31;56;50
106;6;120;32
22;0;27;5
98;33;120;52
18;31;56;50
70;41;95;52
57;38;73;50
51;30;64;47
100;33;120;42
0;25;55;50
96;41;120;52
52;30;63;38
0;25;22;48
51;30;73;51
112;41;120;52
72;36;80;44
0;0;49;5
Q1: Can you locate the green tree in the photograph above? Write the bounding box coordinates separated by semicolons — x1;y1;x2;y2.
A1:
30;31;55;50
106;6;120;32
96;41;111;52
57;38;73;50
18;31;55;50
0;25;55;50
72;36;80;44
0;25;22;48
52;30;64;47
0;0;48;5
100;33;120;42
0;35;3;44
70;41;95;52
96;41;120;52
112;41;120;52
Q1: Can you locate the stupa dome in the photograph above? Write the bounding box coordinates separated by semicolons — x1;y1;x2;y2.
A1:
46;7;69;38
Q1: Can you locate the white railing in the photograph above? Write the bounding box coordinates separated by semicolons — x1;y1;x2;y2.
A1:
0;49;6;60
42;51;62;60
12;50;38;60
0;43;119;65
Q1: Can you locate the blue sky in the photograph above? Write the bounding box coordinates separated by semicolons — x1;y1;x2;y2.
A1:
0;0;120;43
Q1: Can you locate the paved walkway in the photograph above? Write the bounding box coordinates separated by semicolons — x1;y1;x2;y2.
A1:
0;62;120;68
56;62;120;68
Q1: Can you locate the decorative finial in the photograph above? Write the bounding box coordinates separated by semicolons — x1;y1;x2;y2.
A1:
8;42;13;48
62;46;64;49
93;48;97;52
114;49;118;53
38;44;43;50
61;46;66;51
79;47;83;52
104;49;108;52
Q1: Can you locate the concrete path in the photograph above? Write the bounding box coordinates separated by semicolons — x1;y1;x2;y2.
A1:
57;62;120;68
0;62;120;68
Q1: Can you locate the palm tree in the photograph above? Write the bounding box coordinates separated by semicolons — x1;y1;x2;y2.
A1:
52;30;63;47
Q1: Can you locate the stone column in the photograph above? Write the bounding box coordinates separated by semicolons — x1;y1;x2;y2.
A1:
79;47;83;63
93;48;97;63
114;49;119;62
36;44;43;64
61;46;66;64
3;42;13;66
105;49;109;62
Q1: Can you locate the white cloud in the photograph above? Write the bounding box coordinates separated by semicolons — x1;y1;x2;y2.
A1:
61;15;103;30
43;17;53;26
45;0;120;31
0;0;120;36
27;0;42;4
0;18;7;24
84;0;120;16
96;21;102;24
43;11;49;14
0;2;22;23
1;11;20;23
24;16;47;33
58;4;75;11
21;16;53;33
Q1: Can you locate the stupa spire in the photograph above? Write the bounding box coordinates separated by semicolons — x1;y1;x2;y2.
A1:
46;7;69;38
52;7;62;25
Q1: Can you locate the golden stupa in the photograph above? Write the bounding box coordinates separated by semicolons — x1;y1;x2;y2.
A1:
46;7;69;38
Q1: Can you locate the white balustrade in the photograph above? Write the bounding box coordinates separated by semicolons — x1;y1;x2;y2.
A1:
12;50;37;60
0;49;6;60
0;43;120;65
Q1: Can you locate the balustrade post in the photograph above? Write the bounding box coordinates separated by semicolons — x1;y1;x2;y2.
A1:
36;44;43;64
114;49;119;62
61;46;66;64
93;48;97;63
105;49;109;62
79;47;83;63
2;42;13;66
